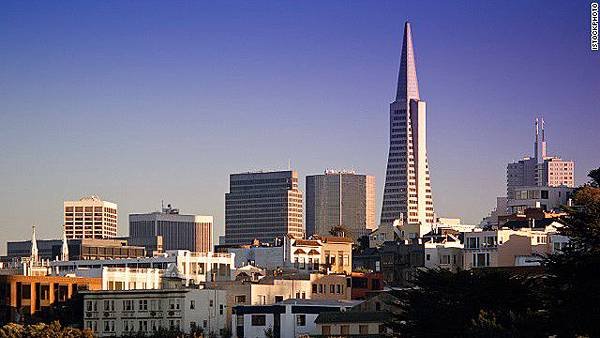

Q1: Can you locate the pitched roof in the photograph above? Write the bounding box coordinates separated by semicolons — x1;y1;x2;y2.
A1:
315;311;392;324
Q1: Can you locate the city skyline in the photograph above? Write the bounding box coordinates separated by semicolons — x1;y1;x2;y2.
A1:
1;1;598;251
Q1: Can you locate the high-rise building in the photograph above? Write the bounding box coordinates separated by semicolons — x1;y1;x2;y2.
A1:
224;170;303;245
380;22;435;227
129;204;213;253
507;118;575;195
64;195;118;239
305;170;376;240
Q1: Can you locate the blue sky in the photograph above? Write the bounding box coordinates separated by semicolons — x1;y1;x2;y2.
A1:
1;1;598;250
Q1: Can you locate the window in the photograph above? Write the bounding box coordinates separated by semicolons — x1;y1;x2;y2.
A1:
322;325;331;335
235;295;247;303
251;315;266;326
190;300;195;310
341;325;350;335
138;299;148;311
359;324;369;334
426;254;431;261
330;285;335;293
219;304;224;315
312;284;317;293
336;284;341;294
123;300;133;311
209;300;214;307
296;291;300;298
296;314;306;326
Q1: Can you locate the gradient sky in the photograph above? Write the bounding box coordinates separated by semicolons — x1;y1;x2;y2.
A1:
1;1;599;252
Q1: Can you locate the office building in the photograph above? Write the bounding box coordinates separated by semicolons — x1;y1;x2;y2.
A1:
64;195;118;239
224;170;303;245
380;22;435;227
306;170;376;240
129;204;213;253
507;118;575;195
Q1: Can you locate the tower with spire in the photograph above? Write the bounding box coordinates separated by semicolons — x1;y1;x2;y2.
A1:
61;225;69;261
30;225;39;264
380;22;435;227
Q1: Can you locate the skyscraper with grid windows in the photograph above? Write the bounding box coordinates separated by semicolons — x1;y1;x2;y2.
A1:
380;22;435;227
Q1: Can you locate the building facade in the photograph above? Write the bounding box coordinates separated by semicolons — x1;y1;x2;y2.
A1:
82;288;227;337
51;250;234;286
7;238;146;261
232;299;359;338
380;22;435;227
64;195;118;239
463;220;564;269
129;205;213;253
305;170;376;241
224;171;303;245
0;275;102;324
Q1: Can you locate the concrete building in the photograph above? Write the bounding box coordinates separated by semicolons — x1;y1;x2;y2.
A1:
463;219;564;269
64;195;118;239
224;171;303;245
50;250;234;286
232;299;359;338
129;204;213;253
381;22;435;227
305;170;376;240
82;288;227;337
0;275;102;324
507;118;575;196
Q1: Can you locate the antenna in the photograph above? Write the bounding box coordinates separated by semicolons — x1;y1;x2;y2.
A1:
288;159;291;170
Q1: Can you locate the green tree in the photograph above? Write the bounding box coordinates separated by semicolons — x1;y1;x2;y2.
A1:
390;268;546;337
543;168;600;337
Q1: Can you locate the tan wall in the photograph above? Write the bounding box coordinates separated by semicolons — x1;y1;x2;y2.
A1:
321;241;352;274
310;274;351;301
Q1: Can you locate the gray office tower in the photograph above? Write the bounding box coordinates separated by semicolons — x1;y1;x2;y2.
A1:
224;170;304;245
129;205;213;253
306;171;376;241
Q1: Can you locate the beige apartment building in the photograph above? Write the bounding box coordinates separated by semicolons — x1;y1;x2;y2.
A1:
64;195;118;239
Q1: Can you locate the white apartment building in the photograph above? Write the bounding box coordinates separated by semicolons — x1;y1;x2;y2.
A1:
232;299;360;338
64;195;118;239
83;288;227;337
424;234;464;272
462;219;564;269
507;185;574;214
51;250;234;286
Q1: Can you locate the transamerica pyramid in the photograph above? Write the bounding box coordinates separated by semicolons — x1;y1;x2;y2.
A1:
380;22;435;227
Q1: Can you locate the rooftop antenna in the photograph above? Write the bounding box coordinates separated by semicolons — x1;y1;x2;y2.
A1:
288;159;291;170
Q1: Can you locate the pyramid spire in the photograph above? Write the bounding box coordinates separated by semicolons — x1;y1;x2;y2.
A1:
395;21;420;102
